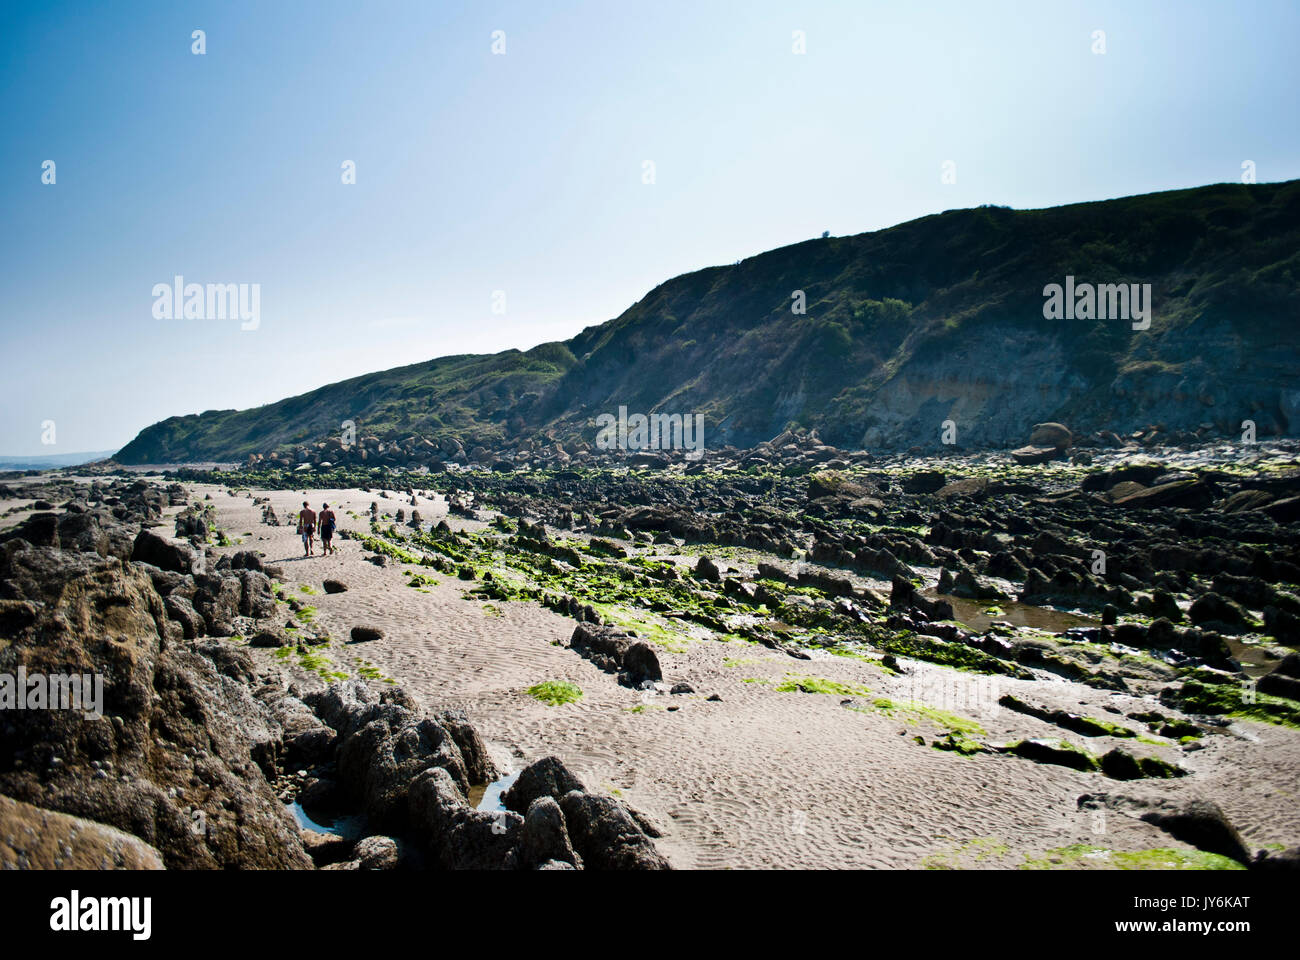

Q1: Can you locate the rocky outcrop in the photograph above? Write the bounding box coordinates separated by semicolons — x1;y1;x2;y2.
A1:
1;482;672;872
566;623;662;688
0;539;312;868
0;794;165;869
1078;794;1252;866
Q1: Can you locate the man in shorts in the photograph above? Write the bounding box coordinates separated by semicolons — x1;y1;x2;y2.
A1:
298;501;317;556
319;502;337;556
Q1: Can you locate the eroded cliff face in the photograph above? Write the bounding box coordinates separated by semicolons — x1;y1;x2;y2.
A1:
853;312;1299;451
857;325;1087;449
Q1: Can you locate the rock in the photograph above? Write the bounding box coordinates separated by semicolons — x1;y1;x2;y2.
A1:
0;553;312;869
164;594;205;639
502;756;587;814
406;766;522;870
998;695;1134;739
518;796;581;868
1140;799;1250;862
1189;592;1249;631
1010;445;1061;466
934;477;988;499
1107;480;1147;501
670;682;694;694
0;794;165;869
567;622;662;687
301;680;381;740
1001;738;1098;771
1112;479;1217;509
406;766;470;849
229;550;264;572
354;834;401;870
1259;670;1300;701
559;790;670;870
433;709;497;786
1078;794;1251;865
323;579;348;594
1029;422;1072;449
297;776;340;811
192;573;242;637
299;828;354;867
130;528;194;574
1099;749;1151;780
1253;847;1300;871
1217;489;1274;514
350;625;385;643
1264;497;1300;524
337;713;472;827
237;569;276;618
260;692;337;768
443;808;523;869
249;629;290;648
694;556;722;583
809;472;875;499
195;640;258;684
1264;606;1300;646
901;471;946;494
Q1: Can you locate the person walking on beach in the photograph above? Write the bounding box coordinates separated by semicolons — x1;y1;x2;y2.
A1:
319;502;337;556
297;501;317;556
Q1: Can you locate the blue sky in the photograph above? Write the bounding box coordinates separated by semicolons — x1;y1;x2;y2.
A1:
2;0;1297;455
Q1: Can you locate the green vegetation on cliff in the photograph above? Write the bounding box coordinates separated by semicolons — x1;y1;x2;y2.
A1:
118;180;1300;463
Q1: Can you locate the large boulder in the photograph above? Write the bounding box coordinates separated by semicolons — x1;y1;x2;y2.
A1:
558;790;671;870
405;767;521;869
237;569;277;619
258;690;337;769
164;594;206;639
1078;794;1251;865
502;756;587;814
192;573;243;636
336;713;471;827
130;528;195;574
1029;422;1072;450
0;556;312;869
0;794;165;869
433;709;497;786
567;623;662;687
518;796;580;868
1010;445;1062;466
1112;479;1217;510
1189;592;1250;631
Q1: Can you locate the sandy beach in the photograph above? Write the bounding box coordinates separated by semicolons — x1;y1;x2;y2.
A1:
147;480;1300;870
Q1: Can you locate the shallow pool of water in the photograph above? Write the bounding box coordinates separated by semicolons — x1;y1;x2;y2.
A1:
289;800;367;839
468;771;520;812
1225;637;1286;678
928;592;1098;634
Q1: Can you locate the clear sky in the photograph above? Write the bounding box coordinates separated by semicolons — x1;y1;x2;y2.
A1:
2;0;1297;455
